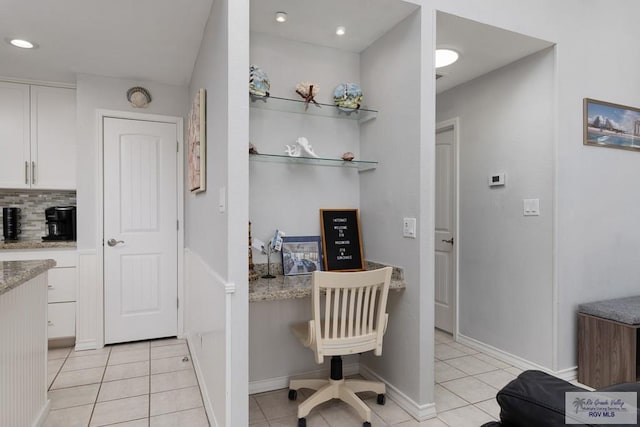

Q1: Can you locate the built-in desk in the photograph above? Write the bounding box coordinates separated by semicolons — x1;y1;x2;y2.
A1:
249;262;406;302
248;262;406;394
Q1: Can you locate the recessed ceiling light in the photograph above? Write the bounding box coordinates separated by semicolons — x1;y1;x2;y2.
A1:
336;26;346;36
7;38;38;49
275;12;287;23
435;49;459;68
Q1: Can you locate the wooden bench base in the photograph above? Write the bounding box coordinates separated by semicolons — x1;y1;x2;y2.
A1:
578;312;639;388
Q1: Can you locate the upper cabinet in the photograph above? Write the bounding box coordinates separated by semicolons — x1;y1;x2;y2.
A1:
0;83;76;190
0;82;30;189
30;86;76;190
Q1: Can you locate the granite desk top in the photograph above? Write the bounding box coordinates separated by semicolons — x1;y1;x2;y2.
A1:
0;241;77;250
249;262;406;302
0;259;56;296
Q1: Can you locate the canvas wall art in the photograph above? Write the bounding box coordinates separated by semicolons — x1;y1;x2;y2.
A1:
189;88;206;192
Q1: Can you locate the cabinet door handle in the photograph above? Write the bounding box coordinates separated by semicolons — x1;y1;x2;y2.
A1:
32;161;36;184
25;161;29;184
47;321;53;326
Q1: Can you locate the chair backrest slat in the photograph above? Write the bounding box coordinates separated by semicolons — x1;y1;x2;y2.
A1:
332;287;340;339
354;287;363;336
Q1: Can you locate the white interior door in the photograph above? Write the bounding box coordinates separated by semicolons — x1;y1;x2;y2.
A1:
103;117;178;344
435;122;457;333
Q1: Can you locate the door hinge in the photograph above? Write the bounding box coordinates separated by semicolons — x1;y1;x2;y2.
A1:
176;141;179;152
177;220;179;230
177;298;179;309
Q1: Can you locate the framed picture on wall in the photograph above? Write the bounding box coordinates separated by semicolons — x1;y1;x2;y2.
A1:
188;88;206;192
584;98;640;152
281;236;323;276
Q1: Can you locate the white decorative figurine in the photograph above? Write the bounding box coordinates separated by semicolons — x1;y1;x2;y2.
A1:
284;137;320;158
296;137;320;158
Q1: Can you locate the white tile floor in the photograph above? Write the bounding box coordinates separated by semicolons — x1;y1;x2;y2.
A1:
44;330;526;427
248;329;524;427
44;338;209;427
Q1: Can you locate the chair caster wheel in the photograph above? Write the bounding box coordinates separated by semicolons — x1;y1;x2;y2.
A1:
377;393;386;405
288;389;297;401
363;422;371;427
298;417;306;427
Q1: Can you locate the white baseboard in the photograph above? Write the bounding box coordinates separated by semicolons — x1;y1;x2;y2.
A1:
187;335;219;427
74;340;98;351
359;365;437;422
34;399;51;427
249;363;360;395
456;333;578;381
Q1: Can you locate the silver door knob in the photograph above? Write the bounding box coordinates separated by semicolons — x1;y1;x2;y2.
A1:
107;238;125;247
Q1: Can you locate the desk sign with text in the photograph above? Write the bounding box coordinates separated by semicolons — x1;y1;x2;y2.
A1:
320;209;364;271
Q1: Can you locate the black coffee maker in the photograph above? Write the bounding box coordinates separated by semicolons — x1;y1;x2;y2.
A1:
43;206;77;241
3;207;22;241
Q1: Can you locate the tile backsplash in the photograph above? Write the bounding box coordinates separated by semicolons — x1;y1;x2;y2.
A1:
0;190;76;242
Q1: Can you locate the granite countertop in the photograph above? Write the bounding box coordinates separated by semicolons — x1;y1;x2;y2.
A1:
249;262;406;302
0;241;77;250
0;259;57;296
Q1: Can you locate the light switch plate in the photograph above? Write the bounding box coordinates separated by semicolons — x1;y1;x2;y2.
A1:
403;218;416;238
523;198;540;216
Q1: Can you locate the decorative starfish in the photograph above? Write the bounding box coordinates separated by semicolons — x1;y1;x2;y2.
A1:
295;83;320;111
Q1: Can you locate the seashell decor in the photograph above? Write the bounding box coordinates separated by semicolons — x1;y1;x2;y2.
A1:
341;152;355;161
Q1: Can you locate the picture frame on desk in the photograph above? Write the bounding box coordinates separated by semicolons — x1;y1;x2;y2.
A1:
281;236;323;276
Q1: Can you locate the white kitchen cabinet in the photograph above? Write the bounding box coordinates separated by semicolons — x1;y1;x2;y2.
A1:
0;249;77;340
30;86;76;189
0;83;76;190
0;82;30;188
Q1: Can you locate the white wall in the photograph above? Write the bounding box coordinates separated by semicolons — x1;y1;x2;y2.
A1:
426;0;640;372
75;73;188;250
184;0;250;425
249;33;361;265
359;9;435;413
437;48;555;367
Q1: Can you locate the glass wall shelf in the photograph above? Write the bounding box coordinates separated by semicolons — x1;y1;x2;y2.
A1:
249;95;378;123
250;153;378;172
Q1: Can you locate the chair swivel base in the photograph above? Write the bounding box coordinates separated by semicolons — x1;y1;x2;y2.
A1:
288;377;385;426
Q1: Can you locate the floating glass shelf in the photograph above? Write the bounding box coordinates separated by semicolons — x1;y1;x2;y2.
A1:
250;153;378;172
249;95;378;123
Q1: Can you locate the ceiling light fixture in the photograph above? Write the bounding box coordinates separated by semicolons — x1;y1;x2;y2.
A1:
336;26;346;36
435;49;459;68
7;38;38;49
275;12;287;23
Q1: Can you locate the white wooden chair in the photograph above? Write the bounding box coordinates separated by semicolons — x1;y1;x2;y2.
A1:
288;267;393;427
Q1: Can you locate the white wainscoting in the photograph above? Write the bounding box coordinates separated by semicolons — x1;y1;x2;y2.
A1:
75;250;98;350
184;248;234;427
0;273;50;427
